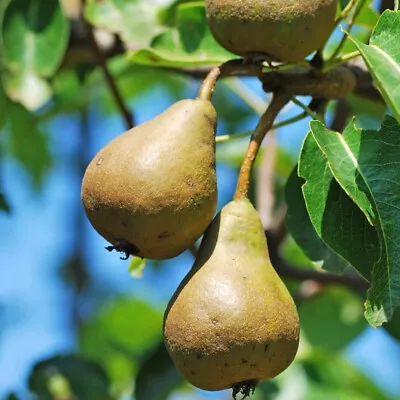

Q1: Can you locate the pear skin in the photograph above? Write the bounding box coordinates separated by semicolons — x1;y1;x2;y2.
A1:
81;99;217;260
206;0;338;62
163;198;300;391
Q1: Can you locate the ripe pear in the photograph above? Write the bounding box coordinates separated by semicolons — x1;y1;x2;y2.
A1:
206;0;338;62
81;99;217;260
163;198;300;393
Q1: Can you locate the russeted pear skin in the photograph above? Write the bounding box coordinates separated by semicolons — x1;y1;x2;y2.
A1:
206;0;338;62
163;198;300;391
81;99;217;260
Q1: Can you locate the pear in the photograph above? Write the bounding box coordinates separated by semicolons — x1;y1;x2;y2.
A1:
81;99;217;260
163;198;299;394
206;0;338;62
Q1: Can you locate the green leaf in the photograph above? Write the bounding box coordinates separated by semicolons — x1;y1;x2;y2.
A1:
302;353;390;400
346;93;386;121
135;341;183;400
383;308;400;341
299;288;366;351
1;0;69;109
347;10;400;122
285;167;352;274
279;235;315;270
309;116;400;326
0;83;11;130
129;2;233;67
84;0;169;49
6;105;52;188
81;297;163;387
339;0;351;9
28;355;112;400
129;257;146;278
5;394;20;400
0;192;10;213
2;69;52;111
355;3;380;29
1;0;68;74
299;129;378;282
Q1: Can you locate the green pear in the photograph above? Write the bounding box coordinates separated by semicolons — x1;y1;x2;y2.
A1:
81;99;217;260
163;198;299;394
206;0;338;62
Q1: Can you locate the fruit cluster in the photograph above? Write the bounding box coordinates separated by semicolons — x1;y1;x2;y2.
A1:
81;1;338;397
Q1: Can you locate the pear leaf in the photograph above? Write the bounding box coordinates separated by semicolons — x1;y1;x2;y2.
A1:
129;257;147;279
306;116;400;326
129;3;233;67
285;167;352;274
346;10;400;122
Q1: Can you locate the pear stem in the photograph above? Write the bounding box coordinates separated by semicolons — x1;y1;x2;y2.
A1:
197;66;223;101
234;91;290;200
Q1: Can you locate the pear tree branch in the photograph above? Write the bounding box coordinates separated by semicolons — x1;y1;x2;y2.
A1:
85;21;134;129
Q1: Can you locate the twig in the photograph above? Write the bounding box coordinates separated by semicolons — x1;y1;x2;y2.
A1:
290;97;320;120
329;0;368;61
234;91;290;200
216;110;310;144
274;257;370;293
85;22;134;129
324;50;360;69
317;0;358;62
330;98;351;132
335;0;358;28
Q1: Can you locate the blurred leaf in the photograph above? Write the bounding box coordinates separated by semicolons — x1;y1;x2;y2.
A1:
5;394;20;400
0;192;10;213
135;341;183;400
130;3;233;67
299;288;366;351
6;105;52;188
339;0;351;9
279;235;315;270
285;167;352;274
383;308;400;341
1;0;69;110
129;257;146;278
302;352;390;400
51;69;89;115
2;0;69;77
2;69;52;111
348;10;400;122
28;355;112;400
84;0;169;49
81;297;163;387
346;93;386;120
1;0;69;76
307;117;400;326
158;0;197;26
255;380;279;398
356;3;380;29
0;84;11;130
